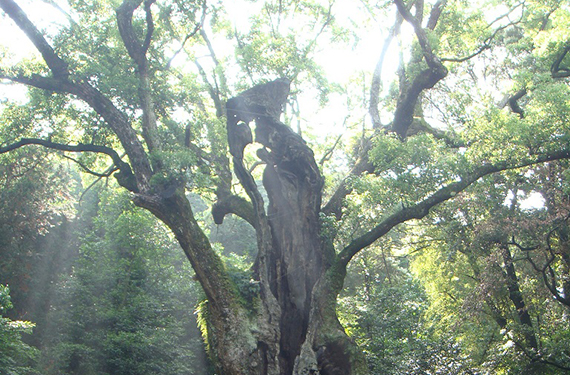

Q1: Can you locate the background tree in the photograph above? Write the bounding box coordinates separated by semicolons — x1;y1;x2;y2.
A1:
0;284;37;375
1;0;570;374
36;189;208;375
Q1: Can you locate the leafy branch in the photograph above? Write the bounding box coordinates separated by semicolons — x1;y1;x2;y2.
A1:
0;0;154;190
0;138;137;191
336;149;570;269
510;215;570;308
441;3;524;63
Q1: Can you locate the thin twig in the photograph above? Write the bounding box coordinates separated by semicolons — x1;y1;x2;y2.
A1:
165;0;207;69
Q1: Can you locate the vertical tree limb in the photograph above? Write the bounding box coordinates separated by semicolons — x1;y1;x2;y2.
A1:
391;0;448;139
500;245;538;350
369;13;403;129
117;0;160;155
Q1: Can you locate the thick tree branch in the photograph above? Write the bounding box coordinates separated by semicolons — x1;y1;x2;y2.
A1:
0;0;69;78
394;0;439;68
132;190;243;312
551;43;570;78
0;138;138;191
142;0;156;54
336;149;570;269
116;0;147;66
0;71;153;188
369;0;447;128
392;0;448;139
67;82;153;188
426;0;447;30
0;138;122;167
500;244;538;349
0;70;68;92
211;194;255;226
117;0;160;155
508;88;527;118
1;0;153;190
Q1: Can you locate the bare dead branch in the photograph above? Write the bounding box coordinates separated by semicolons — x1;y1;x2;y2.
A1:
319;133;343;166
369;13;403;129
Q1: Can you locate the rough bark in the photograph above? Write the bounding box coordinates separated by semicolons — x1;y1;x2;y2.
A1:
226;80;318;373
217;79;369;374
133;190;262;375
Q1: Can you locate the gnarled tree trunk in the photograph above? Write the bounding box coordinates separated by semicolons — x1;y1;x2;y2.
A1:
135;79;366;375
211;79;366;374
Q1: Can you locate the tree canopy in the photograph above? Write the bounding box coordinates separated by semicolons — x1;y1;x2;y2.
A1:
1;0;570;374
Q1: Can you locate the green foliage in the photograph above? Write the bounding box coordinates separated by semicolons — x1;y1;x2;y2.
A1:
408;168;570;373
0;285;38;375
337;133;467;246
232;0;347;104
36;190;208;375
2;0;570;373
339;249;475;374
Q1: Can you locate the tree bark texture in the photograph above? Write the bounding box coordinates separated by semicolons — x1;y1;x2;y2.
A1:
131;80;368;375
220;79;366;374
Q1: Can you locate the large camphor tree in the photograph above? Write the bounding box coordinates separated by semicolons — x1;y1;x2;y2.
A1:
1;0;570;373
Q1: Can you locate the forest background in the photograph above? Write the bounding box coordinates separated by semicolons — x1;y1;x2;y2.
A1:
1;0;570;374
